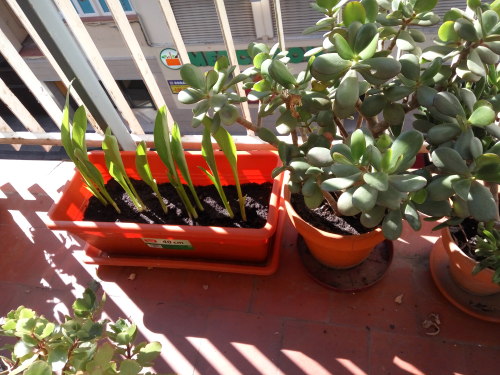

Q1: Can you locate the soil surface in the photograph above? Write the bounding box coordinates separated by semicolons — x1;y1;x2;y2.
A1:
291;193;371;235
84;179;273;229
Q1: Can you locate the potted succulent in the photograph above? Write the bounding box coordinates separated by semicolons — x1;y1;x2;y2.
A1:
45;88;284;274
0;284;162;374
178;0;500;285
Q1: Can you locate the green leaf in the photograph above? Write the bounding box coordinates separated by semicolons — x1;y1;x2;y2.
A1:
337;189;361;215
474;153;500;183
332;34;354;60
415;199;452;217
360;205;385;227
350;129;366;162
467;49;486;77
354;23;378;54
214;55;229;72
396;30;416;51
427;175;461;200
468;180;498;221
382;209;403;240
178;88;205;104
360;95;386;117
433;91;465;117
438;21;459;42
336;74;359;109
330;164;361;177
136;141;167;213
383;103;405;126
353;184;378;211
389;174;427;192
452;178;472;201
431;148;470;175
363;171;389;191
363;57;401;80
120;359;142;375
24;361;51;375
307;147;333;167
454;18;479;41
343;1;366;26
427;124;461;145
48;345;68;372
389;130;424;173
269;59;297;88
414;0;438;13
311;53;352;81
253;52;270;69
136;342;162;367
180;64;206;90
361;0;378;22
404;202;421;231
469;105;495;127
321;173;361;190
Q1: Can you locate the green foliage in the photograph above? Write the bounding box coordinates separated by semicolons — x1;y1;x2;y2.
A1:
136;141;167;214
472;222;500;285
61;83;120;213
0;285;162;374
176;0;500;243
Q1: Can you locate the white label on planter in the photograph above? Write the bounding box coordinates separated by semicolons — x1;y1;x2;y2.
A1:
142;238;193;250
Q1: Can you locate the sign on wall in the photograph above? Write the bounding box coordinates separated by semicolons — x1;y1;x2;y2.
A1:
160;48;183;70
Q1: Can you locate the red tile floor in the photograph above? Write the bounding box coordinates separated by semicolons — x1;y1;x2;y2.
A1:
0;159;499;375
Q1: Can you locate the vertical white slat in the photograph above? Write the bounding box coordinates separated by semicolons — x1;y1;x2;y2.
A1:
0;78;51;151
0;116;21;151
4;0;101;133
156;0;190;64
105;0;175;127
213;0;253;131
53;0;145;135
273;0;286;51
25;0;136;151
0;27;63;129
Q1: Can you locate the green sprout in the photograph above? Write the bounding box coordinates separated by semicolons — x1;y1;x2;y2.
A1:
154;106;199;219
61;83;120;213
135;140;167;213
473;222;500;285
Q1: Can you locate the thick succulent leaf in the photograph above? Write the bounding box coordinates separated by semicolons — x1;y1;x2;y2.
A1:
350;129;366;162
343;1;366;26
413;119;435;133
385;86;413;102
427;175;461;200
304;189;325;209
336;74;359;109
331;143;354;162
468;105;495;127
366;144;382;171
476;46;499;65
178;88;205;104
332;33;354;60
269;60;297;88
433;92;465;117
438;20;459;42
360;95;386;117
468;180;498;221
329;164;361;177
218;104;239;125
311;53;352;81
427;123;461;145
377;185;405;210
404;202;422;231
467;50;486;77
307;147;333;167
431;148;470;175
389;130;424;173
396;30;416;51
474;153;500;183
363;171;389;191
360;205;385;228
337;189;362;216
383;103;405;126
180;64;206;90
420;58;443;83
382;209;403;240
414;0;438;13
482;10;499;33
364;57;401;79
421;45;454;60
454;18;479;41
353;184;378;211
400;54;420;81
354;23;378;53
302;177;321;197
452;178;472;201
321;173;361;191
389;174;427;192
414;199;452;217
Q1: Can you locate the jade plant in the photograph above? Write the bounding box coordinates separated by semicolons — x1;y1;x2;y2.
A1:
473;222;500;284
0;284;162;374
178;0;500;242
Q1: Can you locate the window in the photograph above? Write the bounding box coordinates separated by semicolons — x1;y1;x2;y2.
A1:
70;0;134;17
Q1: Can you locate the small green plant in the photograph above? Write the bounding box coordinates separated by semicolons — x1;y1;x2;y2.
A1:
153;106;201;219
103;128;147;212
0;284;162;374
61;86;120;213
472;222;500;284
136;141;168;214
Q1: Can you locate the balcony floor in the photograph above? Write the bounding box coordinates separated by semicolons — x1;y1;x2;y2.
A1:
0;159;499;375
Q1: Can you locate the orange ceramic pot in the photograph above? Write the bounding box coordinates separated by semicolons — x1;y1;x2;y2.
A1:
439;227;500;296
283;183;385;269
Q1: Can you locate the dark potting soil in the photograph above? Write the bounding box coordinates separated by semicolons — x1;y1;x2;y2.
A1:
83;179;273;229
291;193;371;236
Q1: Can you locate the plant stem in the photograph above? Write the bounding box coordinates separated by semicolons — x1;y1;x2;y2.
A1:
291;128;299;146
322;189;339;214
333;116;349;139
387;17;414;52
236;117;258;132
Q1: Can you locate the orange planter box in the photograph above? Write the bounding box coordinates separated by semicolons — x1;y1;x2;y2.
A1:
46;151;283;264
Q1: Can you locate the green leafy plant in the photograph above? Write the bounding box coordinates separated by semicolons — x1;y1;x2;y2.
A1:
153;106;200;219
61;85;120;213
103;128;147;212
472;222;500;284
136;141;168;214
0;283;162;374
178;0;500;245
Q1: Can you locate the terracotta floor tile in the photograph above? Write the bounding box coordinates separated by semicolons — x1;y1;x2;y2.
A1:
193;309;284;375
370;330;467;375
177;271;255;311
463;345;500;375
278;320;369;375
